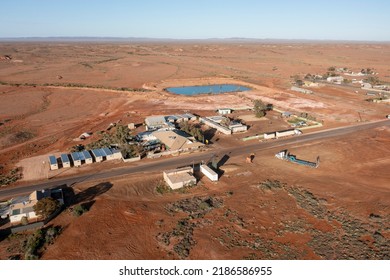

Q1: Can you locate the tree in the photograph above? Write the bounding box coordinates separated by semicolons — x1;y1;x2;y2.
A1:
120;143;138;159
253;99;267;118
33;197;60;219
115;124;131;144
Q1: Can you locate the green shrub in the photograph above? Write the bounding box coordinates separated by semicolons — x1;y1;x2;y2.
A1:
73;204;89;217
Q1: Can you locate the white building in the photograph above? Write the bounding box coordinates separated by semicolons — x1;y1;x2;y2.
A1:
199;117;232;135
217;108;232;115
291;86;313;94
200;165;218;181
163;167;197;190
229;123;248;133
48;156;58;170
71;152;82;167
9;189;64;225
110;148;123;160
60;154;70;168
264;132;276;139
81;150;93;164
275;129;301;138
327;76;344;84
91;149;104;162
361;83;373;89
145;116;170;130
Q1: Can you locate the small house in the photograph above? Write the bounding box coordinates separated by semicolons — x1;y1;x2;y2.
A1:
82;150;93;164
102;147;114;160
217;108;232;115
145;116;167;131
163;167;197;190
91;149;104;162
9;188;64;225
48;156;58;170
71;152;82;167
110;148;123;160
60;154;70;168
229;123;248;133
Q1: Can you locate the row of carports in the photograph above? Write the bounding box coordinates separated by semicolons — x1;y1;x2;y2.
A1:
48;147;122;170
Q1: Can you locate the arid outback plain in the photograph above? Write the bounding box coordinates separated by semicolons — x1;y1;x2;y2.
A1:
0;42;389;260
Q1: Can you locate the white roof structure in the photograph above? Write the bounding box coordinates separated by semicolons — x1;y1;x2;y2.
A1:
145;116;167;127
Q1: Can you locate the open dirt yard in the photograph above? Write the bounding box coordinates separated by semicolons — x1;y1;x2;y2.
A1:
0;42;389;259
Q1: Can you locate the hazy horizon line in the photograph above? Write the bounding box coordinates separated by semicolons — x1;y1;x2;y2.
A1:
0;36;389;44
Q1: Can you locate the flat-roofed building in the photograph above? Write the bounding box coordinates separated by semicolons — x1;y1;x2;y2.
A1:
9;188;64;225
71;152;82;167
217;108;232;115
60;154;70;168
91;149;104;162
199;117;232;135
82;150;93;164
145;115;168;130
229;123;248;133
48;155;58;170
200;164;219;181
163;167;197;190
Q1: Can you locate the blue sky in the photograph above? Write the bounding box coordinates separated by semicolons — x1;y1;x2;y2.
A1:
1;0;389;40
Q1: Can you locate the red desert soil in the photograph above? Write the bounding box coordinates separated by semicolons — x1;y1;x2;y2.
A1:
0;43;389;259
30;126;389;260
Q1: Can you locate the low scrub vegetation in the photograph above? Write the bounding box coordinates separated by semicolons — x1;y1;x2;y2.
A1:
0;168;22;186
72;204;89;217
22;226;62;260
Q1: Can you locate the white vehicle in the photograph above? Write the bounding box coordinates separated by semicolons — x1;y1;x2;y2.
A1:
387;115;390;119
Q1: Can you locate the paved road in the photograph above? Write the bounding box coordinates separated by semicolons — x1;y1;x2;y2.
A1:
1;119;389;199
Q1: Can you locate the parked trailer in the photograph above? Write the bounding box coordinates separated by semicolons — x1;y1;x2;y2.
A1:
275;149;319;168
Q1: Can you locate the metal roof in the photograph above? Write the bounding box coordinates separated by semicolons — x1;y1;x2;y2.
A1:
71;152;81;161
145;116;166;127
60;154;70;163
91;149;104;157
110;148;121;154
49;155;57;165
102;147;113;156
82;150;92;159
77;151;86;161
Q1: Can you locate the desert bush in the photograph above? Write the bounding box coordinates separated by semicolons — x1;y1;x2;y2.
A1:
73;204;89;217
156;181;171;195
45;226;61;244
12;130;35;142
0;168;22;186
23;230;44;260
